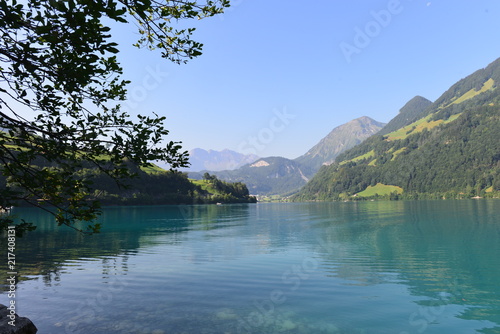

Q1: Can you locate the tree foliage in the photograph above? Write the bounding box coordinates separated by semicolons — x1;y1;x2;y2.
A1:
197;173;255;203
73;169;256;205
0;0;230;234
377;96;432;136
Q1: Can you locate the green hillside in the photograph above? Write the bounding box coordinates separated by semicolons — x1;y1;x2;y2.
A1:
294;58;500;201
192;156;314;196
378;96;432;136
295;116;386;172
195;117;385;197
77;168;256;205
1;157;256;207
356;183;403;197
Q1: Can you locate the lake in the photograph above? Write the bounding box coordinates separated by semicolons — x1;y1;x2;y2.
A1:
1;200;500;334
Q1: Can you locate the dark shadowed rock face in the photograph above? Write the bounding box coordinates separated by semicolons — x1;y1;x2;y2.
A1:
0;304;37;334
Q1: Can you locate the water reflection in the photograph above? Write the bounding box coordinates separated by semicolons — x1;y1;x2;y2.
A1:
309;200;500;333
0;200;499;333
0;204;252;281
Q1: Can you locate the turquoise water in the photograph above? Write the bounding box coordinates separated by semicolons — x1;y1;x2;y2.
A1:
1;200;500;333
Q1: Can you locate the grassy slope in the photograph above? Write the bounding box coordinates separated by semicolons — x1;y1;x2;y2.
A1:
390;147;407;161
356;183;403;197
449;78;494;106
140;164;167;174
385;113;462;141
340;150;375;165
295;59;500;201
191;179;215;193
382;79;495;141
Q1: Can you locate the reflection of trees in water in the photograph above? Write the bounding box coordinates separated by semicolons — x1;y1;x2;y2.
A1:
309;200;500;330
0;208;144;285
2;201;499;330
37;254;131;287
0;204;252;286
0;207;170;285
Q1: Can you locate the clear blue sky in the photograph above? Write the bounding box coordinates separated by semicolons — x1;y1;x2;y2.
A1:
116;0;500;159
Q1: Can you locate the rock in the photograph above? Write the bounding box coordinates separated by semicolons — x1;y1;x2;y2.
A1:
0;304;37;334
215;308;238;320
278;319;296;331
151;330;165;334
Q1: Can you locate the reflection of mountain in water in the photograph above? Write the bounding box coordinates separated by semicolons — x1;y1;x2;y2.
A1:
306;200;500;330
2;201;499;331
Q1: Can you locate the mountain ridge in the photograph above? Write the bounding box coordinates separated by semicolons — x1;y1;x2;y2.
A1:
295;116;386;171
294;57;500;201
191;116;385;196
378;96;432;136
180;148;259;172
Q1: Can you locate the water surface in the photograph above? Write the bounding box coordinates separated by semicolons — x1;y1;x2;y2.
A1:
1;200;500;333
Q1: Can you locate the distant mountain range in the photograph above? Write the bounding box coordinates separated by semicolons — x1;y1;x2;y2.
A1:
189;116;386;195
181;148;259;172
294;57;500;200
188;58;500;199
201;156;314;196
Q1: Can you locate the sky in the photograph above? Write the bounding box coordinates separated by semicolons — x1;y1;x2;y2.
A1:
115;0;500;160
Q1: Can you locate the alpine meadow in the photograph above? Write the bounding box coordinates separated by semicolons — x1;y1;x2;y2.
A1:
294;58;500;201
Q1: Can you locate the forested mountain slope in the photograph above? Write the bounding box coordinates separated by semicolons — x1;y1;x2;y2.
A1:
191;156;314;196
0;152;256;207
294;58;500;201
378;96;432;136
295;116;385;172
192;117;385;196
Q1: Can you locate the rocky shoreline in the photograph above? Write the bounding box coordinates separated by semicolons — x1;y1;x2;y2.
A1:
0;304;37;334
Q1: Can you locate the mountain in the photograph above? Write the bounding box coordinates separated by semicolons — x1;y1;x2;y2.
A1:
182;148;259;172
378;96;432;136
191;156;314;196
295;116;386;172
191;117;385;196
294;57;500;201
